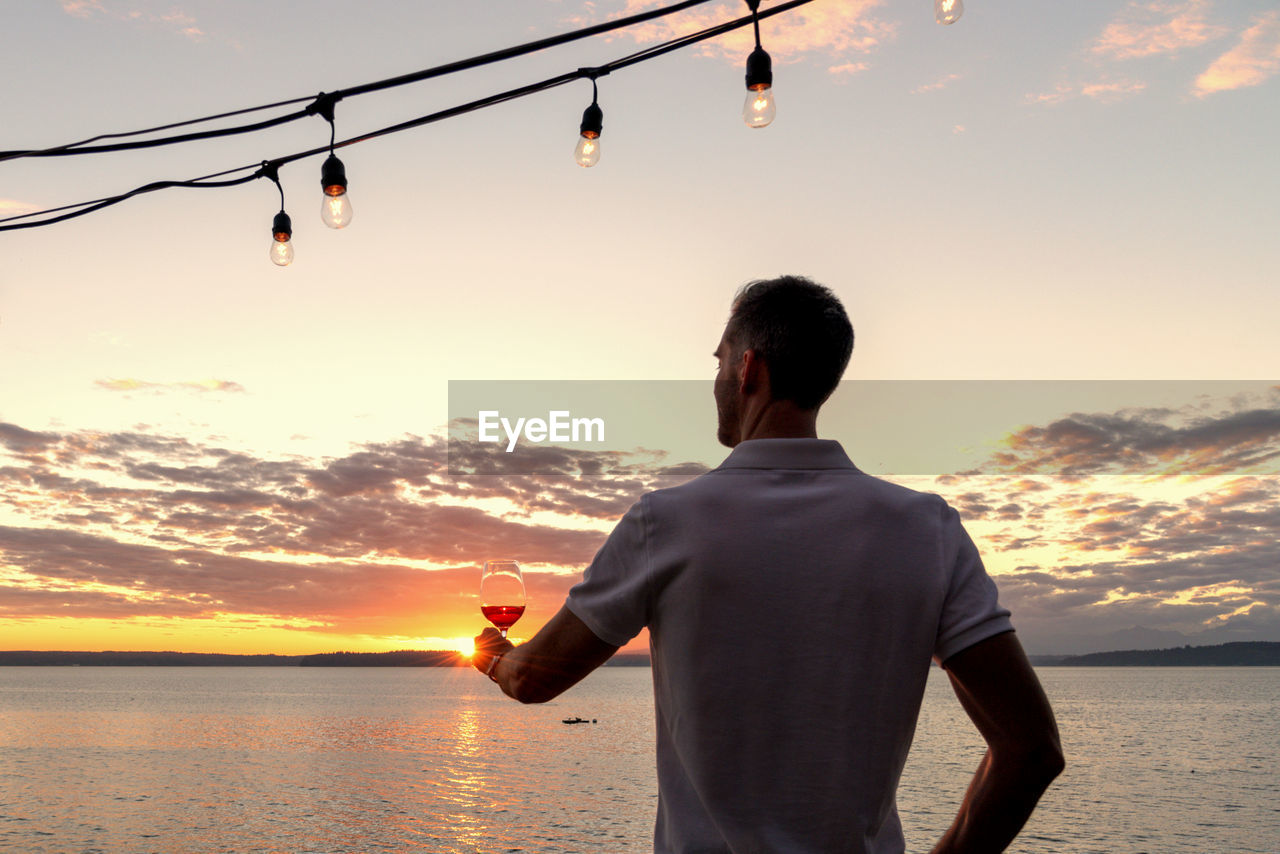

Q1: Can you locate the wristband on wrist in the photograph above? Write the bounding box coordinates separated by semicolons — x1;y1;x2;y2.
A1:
486;651;506;683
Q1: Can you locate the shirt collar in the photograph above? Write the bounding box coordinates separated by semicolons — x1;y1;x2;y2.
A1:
716;438;859;471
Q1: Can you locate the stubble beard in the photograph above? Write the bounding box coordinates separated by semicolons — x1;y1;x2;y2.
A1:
714;372;740;448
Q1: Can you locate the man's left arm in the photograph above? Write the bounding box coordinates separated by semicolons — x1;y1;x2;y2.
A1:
473;604;620;704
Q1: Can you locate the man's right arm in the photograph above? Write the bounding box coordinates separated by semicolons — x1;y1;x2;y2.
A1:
930;631;1065;854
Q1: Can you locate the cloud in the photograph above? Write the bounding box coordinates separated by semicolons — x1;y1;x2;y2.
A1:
3;407;1278;653
0;199;38;217
586;0;893;64
61;0;105;17
1026;79;1147;105
1080;80;1149;101
95;378;246;394
0;423;61;453
927;472;1280;652
60;1;206;41
0;422;701;639
911;73;961;95
828;62;870;78
980;389;1280;476
1193;11;1280;97
1091;0;1228;60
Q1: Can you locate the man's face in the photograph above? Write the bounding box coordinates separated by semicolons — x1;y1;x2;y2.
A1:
713;329;741;448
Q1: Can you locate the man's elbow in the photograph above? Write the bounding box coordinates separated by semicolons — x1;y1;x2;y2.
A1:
992;736;1064;789
1032;742;1065;785
1016;739;1065;787
506;667;558;705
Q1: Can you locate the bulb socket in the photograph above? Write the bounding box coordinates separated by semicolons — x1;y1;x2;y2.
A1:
321;154;348;196
579;102;603;139
745;46;773;91
272;210;292;242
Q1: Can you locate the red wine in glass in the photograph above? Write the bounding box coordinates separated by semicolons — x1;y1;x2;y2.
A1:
480;604;526;633
480;560;526;638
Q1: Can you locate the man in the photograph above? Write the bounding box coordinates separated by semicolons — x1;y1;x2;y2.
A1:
474;275;1063;853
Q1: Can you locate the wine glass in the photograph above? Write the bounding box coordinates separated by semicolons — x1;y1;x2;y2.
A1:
480;560;526;638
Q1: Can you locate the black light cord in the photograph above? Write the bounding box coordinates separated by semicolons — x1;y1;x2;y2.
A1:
260;162;286;211
0;95;316;163
3;171;264;231
746;0;764;47
0;0;814;232
0;0;719;163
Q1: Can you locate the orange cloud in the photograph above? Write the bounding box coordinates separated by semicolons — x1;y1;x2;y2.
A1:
61;0;105;17
1193;11;1280;97
0;199;38;217
598;0;893;63
1026;79;1146;105
1025;84;1075;106
95;378;246;393
60;1;206;41
4;419;1279;655
1080;79;1148;101
828;61;870;78
1091;0;1227;60
911;72;961;95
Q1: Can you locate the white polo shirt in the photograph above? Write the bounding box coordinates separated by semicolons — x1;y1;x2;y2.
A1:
566;438;1013;854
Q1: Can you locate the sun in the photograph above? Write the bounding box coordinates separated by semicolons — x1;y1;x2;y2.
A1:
448;636;476;658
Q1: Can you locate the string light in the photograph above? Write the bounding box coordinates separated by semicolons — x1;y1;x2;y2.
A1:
0;0;824;262
0;0;722;165
311;94;354;229
262;163;294;267
742;1;775;129
320;155;352;228
270;211;294;266
574;76;605;168
935;0;964;25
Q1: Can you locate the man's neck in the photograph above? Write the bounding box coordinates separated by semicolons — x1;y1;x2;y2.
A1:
737;400;819;442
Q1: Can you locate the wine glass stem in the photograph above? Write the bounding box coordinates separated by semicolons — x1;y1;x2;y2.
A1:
500;628;508;639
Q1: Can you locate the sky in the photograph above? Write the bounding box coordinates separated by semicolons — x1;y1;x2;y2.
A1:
1;0;1278;656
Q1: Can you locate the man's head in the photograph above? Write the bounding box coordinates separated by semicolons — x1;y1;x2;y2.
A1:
714;275;854;446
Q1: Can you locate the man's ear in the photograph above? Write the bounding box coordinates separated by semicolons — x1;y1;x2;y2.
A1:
738;349;767;395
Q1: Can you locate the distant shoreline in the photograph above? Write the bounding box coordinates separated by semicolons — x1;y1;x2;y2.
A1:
0;650;655;667
1032;641;1280;667
1;644;1277;667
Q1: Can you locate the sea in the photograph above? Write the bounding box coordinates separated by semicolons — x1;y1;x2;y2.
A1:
1;665;1277;853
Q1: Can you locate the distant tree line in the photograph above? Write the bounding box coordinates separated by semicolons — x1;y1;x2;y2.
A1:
0;651;304;666
5;644;1274;667
0;649;657;666
298;650;467;667
1055;641;1280;666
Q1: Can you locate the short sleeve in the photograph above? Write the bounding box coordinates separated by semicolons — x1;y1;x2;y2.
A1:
565;497;651;647
934;504;1014;665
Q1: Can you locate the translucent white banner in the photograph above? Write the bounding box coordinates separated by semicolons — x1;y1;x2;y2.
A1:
447;380;1280;477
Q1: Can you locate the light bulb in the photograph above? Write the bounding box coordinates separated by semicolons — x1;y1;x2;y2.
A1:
935;0;963;25
270;210;293;267
743;86;776;128
319;154;352;228
743;46;775;129
270;237;294;266
574;134;601;168
321;190;353;229
575;100;604;168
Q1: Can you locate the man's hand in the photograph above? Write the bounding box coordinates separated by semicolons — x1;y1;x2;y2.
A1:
472;627;514;678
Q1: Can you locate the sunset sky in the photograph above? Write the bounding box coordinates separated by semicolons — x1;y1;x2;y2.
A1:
2;0;1278;656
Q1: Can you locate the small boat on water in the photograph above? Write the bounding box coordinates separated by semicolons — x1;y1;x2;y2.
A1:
562;717;595;725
